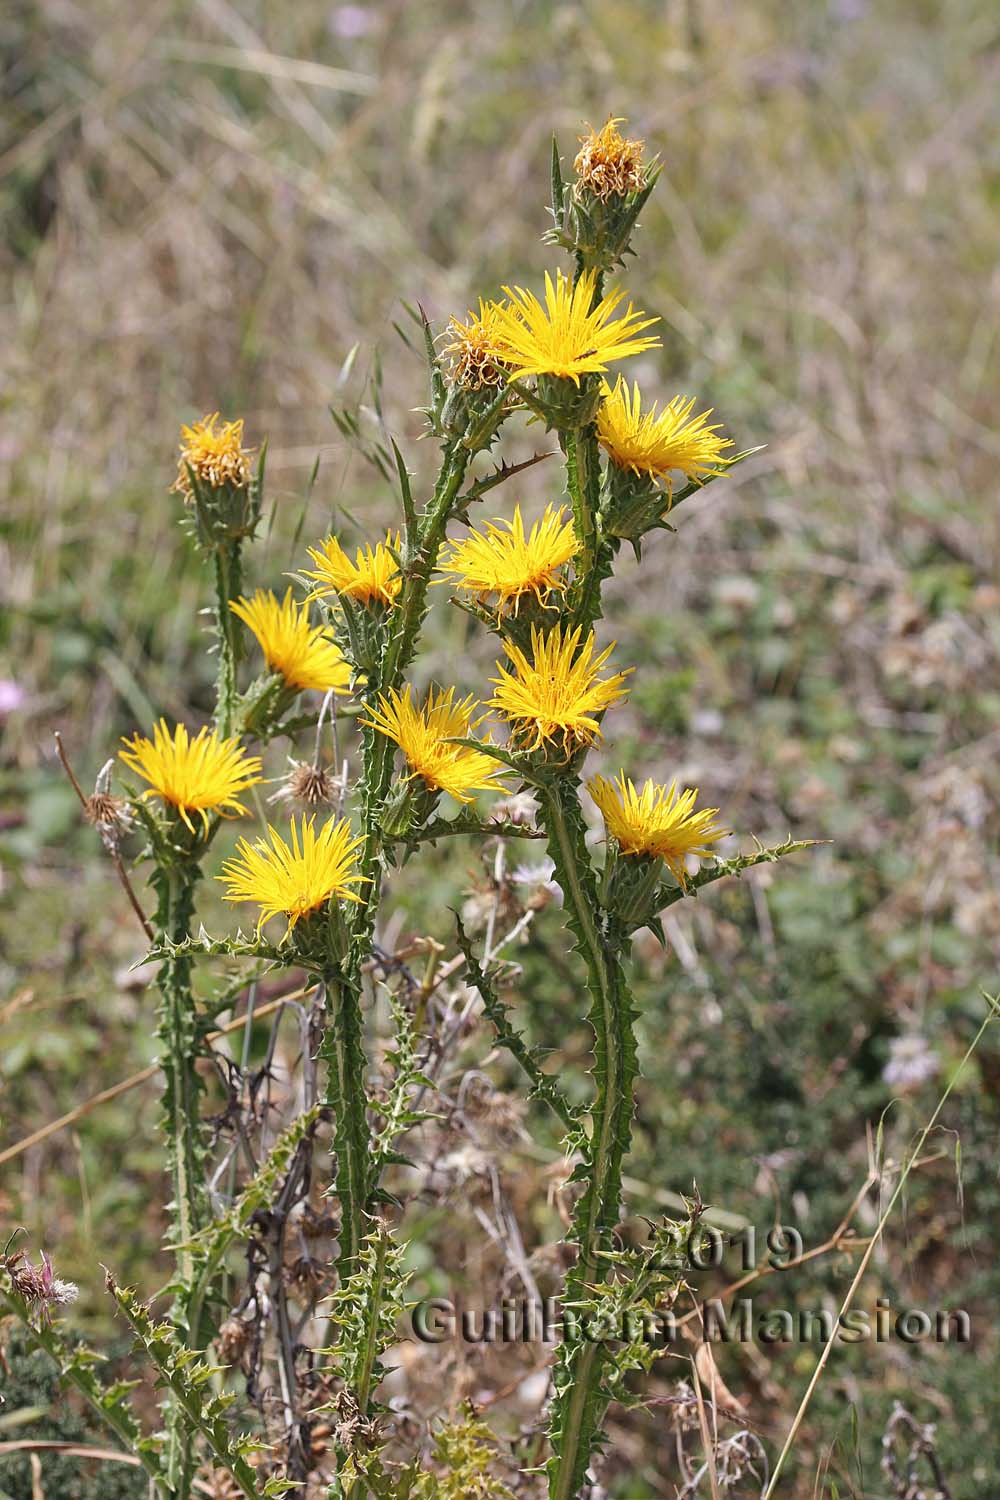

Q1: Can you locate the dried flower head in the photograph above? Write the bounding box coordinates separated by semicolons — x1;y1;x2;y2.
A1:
485;269;659;386
83;761;135;840
361;685;503;804
489;623;632;754
597;379;734;495
171;413;253;499
119;720;262;835
588;772;727;883
218;814;365;936
3;1247;79;1319
437;503;578;616
269;758;341;810
230;588;351;693
304;531;402;608
574;116;646;201
445;301;510;390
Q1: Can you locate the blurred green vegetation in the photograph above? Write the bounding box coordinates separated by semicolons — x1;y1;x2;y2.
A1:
2;0;998;1495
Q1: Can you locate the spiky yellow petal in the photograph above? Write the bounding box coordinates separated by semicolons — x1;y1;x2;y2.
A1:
119;720;262;834
444;300;510;390
361;685;502;804
488;624;631;755
596;378;734;493
230;588;351;694
303;531;402;608
436;504;578;615
171;412;253;499
574;117;646;201
218;815;365;936
588;771;727;883
484;270;660;386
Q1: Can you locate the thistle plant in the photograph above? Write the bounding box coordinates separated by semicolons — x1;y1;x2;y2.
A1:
3;117;812;1499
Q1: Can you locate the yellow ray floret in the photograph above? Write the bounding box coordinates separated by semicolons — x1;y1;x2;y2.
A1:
218;815;365;936
596;378;734;494
488;624;632;754
172;413;253;499
230;588;351;694
361;685;503;804
444;300;509;390
436;504;578;615
303;531;402;608
119;720;262;834
588;772;727;883
484;269;660;386
574;116;646;201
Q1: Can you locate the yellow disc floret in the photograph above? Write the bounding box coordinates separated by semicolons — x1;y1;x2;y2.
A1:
488;624;631;755
303;531;402;608
485;269;659;386
596;378;734;495
230;588;351;694
361;685;502;804
119;720;262;834
218;814;365;936
588;772;727;883
436;504;578;615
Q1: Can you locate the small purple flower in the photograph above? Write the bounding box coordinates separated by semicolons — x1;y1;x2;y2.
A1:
883;1034;939;1090
329;5;373;38
0;679;25;717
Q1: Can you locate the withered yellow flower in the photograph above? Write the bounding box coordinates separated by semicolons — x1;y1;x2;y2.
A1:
119;720;262;834
489;624;631;754
436;504;578;615
486;270;659;386
445;300;509;390
218;815;365;936
588;772;727;883
596;379;734;494
304;531;402;608
574;116;646;201
362;685;502;804
230;588;351;694
171;413;253;499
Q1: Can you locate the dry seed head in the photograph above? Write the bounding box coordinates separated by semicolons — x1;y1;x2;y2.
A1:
172;412;254;500
445;301;510;391
574;116;647;201
84;791;134;838
269;759;341;810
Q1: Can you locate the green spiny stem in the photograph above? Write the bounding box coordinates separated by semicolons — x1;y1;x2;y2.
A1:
320;969;371;1280
565;426;609;631
212;541;243;739
538;781;638;1500
155;866;208;1291
154;863;207;1494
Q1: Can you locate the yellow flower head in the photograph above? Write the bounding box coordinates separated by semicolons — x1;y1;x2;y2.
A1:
218;815;365;936
489;624;632;755
436;504;578;615
230;588;351;694
574;116;646;201
119;720;262;834
304;531;402;608
588;772;727;883
597;379;734;494
172;413;253;499
361;685;502;804
444;300;509;390
485;270;660;386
